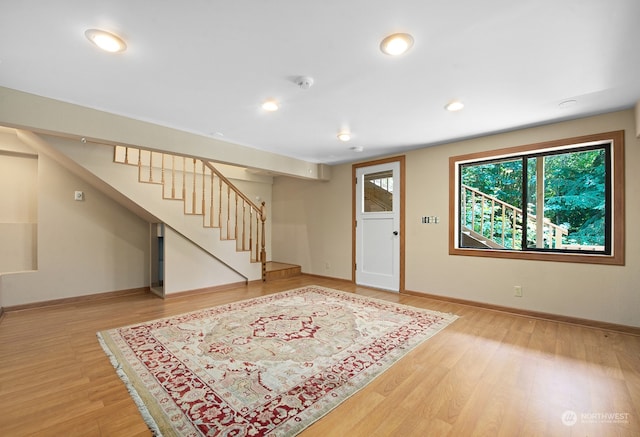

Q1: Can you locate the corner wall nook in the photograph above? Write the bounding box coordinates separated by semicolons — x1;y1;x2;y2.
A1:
0;128;38;274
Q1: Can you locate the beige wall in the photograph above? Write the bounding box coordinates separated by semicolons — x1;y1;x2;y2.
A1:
0;86;329;181
0;139;150;307
163;226;244;295
1;104;636;325
0;129;277;307
272;109;640;327
224;171;274;263
0;132;38;273
272;163;354;279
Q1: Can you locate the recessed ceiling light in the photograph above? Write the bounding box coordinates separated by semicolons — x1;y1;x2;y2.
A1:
337;132;351;142
380;33;414;56
85;29;127;53
262;99;279;111
445;100;465;112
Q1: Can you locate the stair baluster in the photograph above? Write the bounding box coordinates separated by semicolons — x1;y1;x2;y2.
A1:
114;146;267;280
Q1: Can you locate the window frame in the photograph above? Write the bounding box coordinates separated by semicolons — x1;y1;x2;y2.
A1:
449;130;625;265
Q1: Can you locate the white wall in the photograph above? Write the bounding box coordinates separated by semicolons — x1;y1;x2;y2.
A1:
0;137;150;307
272;109;640;327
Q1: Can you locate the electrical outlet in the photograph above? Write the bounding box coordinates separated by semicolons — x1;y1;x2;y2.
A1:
514;286;523;297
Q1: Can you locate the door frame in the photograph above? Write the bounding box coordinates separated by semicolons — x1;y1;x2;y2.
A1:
352;155;405;292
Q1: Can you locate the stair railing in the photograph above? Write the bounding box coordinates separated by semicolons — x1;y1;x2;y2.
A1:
461;184;567;250
114;146;267;280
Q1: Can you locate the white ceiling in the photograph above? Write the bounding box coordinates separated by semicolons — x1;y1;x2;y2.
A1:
1;0;639;165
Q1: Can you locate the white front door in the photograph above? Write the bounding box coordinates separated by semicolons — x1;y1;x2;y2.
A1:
355;161;401;292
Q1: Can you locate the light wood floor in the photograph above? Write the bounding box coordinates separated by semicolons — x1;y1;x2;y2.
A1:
1;276;639;436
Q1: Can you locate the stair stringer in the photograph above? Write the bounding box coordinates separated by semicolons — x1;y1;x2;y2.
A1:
36;135;262;281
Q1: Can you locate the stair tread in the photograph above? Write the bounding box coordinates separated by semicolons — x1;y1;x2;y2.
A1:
266;262;301;271
265;262;302;281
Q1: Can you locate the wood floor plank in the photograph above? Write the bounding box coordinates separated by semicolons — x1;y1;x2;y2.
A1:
302;390;386;435
1;275;639;436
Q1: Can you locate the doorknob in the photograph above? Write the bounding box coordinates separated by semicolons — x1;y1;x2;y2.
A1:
393;231;398;236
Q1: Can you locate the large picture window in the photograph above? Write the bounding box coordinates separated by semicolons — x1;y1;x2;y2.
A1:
449;131;625;265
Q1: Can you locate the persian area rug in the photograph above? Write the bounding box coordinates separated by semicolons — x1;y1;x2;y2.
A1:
98;285;458;436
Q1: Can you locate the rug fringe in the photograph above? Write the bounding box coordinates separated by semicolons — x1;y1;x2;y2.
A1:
97;332;164;437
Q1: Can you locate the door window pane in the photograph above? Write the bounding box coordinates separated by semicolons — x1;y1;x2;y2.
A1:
364;170;393;212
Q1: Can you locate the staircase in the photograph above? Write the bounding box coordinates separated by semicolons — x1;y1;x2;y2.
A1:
25;134;300;285
113;146;302;281
114;146;269;278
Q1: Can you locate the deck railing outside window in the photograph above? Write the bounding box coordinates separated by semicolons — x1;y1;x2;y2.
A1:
461;184;567;250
